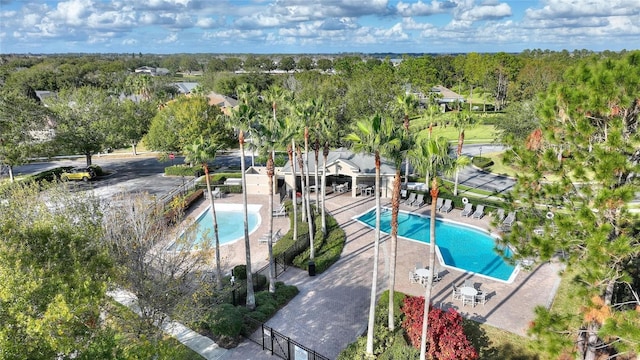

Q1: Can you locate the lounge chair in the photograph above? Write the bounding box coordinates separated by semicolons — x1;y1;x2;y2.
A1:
440;199;453;213
412;194;425;207
502;212;516;227
404;192;416;205
211;187;222;199
460;203;473;217
435;197;444;211
495;208;505;222
472;205;485;219
272;204;287;217
259;229;282;243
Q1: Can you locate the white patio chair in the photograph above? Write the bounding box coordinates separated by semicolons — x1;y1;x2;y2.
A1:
472;204;485;219
272;204;287;217
412;194;425;207
475;291;487;306
435;197;444;211
404;192;416;205
409;271;420;284
502;212;516;227
440;199;453;213
452;284;462;300
461;203;473;217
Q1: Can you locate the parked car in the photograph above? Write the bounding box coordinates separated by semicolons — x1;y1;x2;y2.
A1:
60;167;96;182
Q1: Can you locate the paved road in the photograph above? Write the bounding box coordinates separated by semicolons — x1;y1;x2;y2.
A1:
8;151;255;199
8;145;516;198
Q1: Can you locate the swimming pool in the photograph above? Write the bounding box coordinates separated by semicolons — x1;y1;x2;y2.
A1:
171;204;261;250
356;208;517;282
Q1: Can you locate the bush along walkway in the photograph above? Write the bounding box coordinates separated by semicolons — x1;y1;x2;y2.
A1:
107;288;228;360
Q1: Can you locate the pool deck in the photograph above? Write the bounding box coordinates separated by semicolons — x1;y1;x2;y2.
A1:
189;190;564;360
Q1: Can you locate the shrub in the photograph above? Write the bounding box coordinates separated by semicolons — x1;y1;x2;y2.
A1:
378;332;419;360
253;273;268;291
165;164;208;177
232;265;247;280
88;164;104;176
274;282;299;305
292;211;346;274
163;188;203;225
32;166;72;182
472;156;494;169
207;304;244;338
401;295;478;359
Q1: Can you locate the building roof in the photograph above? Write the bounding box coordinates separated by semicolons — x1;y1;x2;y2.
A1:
281;148;396;176
430;85;465;103
174;82;199;94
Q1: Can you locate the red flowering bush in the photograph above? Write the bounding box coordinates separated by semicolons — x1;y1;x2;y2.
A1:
401;296;478;360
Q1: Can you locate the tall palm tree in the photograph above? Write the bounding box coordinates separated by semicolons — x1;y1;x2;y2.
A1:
317;115;337;237
452;109;475;196
345;114;392;356
183;137;224;290
381;118;413;331
395;93;419;186
229;102;258;310
287;141;298;240
296;145;315;264
408;136;454;360
452;155;471;196
255;90;287;293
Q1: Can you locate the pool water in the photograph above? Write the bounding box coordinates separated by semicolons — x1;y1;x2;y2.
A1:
195;209;259;245
356;208;516;282
172;205;260;250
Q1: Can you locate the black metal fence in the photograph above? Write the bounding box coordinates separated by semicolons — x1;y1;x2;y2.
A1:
255;254;288;280
243;317;329;360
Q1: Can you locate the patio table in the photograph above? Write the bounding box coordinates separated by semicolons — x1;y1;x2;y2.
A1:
460;286;477;307
414;268;431;285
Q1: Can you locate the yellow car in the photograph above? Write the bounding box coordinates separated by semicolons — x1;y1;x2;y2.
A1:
60;167;96;182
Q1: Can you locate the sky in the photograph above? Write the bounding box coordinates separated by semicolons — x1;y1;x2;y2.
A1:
1;0;639;54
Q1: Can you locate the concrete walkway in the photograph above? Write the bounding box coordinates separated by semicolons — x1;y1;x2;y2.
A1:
108;289;228;360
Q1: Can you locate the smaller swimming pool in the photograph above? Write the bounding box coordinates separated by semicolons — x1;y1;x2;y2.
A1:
170;204;261;250
356;208;518;283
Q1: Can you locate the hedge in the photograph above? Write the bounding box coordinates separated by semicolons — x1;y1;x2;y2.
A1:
163;188;203;225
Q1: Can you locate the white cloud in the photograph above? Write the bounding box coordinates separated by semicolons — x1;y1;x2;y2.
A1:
453;0;512;21
50;0;94;26
525;0;640;20
157;32;178;43
122;38;138;45
396;0;454;17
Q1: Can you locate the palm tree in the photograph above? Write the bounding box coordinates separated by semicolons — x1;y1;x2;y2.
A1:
408;136;454;360
345;114;392;356
452;155;471;196
452;109;475;196
256;89;288;293
183;137;224;290
381;118;413;331
395;93;419;186
296;145;315;265
229;102;258;310
317;116;337;237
